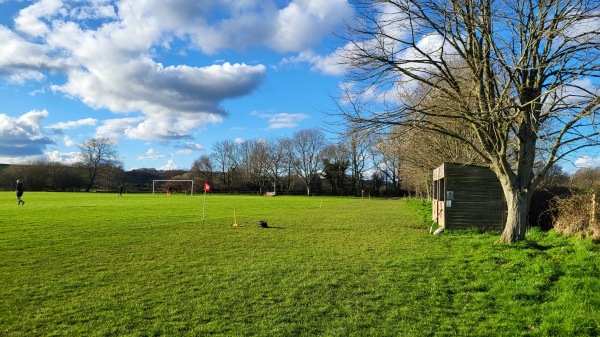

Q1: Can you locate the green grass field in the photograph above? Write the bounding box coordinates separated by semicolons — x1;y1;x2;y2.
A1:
1;192;599;336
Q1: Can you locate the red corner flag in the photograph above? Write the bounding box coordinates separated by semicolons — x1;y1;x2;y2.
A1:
202;183;210;224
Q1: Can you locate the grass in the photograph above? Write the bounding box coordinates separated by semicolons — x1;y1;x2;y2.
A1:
1;192;599;336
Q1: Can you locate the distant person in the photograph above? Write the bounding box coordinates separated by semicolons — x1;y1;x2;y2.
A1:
167;186;173;196
119;185;124;196
16;180;25;205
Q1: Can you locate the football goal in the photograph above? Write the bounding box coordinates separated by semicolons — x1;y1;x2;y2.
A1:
152;180;195;195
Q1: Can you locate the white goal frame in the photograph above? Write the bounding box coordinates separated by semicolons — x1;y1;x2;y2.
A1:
152;180;194;195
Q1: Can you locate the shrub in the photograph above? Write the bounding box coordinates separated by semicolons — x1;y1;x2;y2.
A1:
552;193;600;241
529;186;573;230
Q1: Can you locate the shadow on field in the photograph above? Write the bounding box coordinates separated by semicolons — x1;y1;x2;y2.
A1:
517;241;553;251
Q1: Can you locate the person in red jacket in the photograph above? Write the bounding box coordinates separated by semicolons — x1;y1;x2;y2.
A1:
16;180;25;205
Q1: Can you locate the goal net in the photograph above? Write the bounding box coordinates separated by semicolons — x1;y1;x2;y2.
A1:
152;180;195;195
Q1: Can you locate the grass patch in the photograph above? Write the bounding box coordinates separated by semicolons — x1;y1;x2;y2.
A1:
1;193;599;336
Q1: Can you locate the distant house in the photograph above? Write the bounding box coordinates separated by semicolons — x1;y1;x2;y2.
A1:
432;163;505;230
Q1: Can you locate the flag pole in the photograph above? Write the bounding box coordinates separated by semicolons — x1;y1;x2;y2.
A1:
201;182;210;224
202;189;207;224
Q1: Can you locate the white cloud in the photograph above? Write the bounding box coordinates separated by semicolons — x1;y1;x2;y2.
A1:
68;3;117;20
575;156;600;168
29;87;47;96
268;0;352;53
182;142;204;151
0;0;352;149
63;135;76;147
14;0;64;37
0;154;43;165
45;149;81;165
119;114;220;141
281;49;347;76
94;117;145;141
0;26;62;84
51;60;266;139
564;11;600;44
558;78;600;104
251;111;310;129
159;158;178;170
138;148;165;160
48;118;98;130
160;0;353;54
0;110;54;157
4;0;272;141
172;142;203;155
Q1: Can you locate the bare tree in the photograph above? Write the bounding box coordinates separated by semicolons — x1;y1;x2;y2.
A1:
79;137;120;192
48;163;86;191
279;137;296;192
392;122;486;198
238;139;271;194
291;128;328;195
191;155;214;188
371;134;402;193
0;161;48;191
321;143;350;195
571;167;600;190
537;164;570;188
340;0;600;242
265;137;288;193
344;127;372;196
211;140;238;191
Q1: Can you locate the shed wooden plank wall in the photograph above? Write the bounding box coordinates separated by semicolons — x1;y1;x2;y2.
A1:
434;163;505;230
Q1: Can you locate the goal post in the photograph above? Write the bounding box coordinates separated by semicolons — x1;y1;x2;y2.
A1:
152;180;195;195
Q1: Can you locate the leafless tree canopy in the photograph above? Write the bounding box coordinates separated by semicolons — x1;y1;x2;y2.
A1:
340;0;600;242
79;137;121;192
291;128;328;195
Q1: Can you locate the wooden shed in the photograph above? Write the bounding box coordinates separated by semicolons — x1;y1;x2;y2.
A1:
432;163;505;230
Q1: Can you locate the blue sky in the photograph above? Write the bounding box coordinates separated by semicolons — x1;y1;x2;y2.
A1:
0;0;351;171
1;0;598;174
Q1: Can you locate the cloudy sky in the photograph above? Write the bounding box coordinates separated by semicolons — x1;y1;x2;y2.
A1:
0;0;352;170
1;0;599;174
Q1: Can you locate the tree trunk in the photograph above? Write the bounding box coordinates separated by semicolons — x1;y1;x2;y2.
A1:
498;187;531;242
85;171;96;192
496;115;538;243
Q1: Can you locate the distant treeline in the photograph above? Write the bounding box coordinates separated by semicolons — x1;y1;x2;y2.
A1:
0;161;400;196
2;125;600;198
2;158;600;197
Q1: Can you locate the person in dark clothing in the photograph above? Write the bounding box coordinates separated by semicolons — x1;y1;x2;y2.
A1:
16;180;24;205
119;185;124;196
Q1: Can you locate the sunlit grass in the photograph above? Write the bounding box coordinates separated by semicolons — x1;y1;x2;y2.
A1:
1;192;599;336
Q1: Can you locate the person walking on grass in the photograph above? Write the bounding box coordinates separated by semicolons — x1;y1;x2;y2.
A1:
16;180;24;205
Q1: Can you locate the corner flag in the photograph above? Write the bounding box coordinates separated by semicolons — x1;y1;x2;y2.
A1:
202;182;210;224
